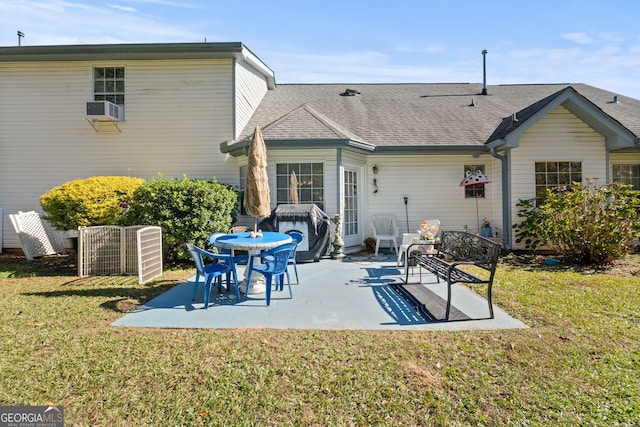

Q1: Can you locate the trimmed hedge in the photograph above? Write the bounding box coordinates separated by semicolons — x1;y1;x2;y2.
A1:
123;176;238;265
40;176;145;231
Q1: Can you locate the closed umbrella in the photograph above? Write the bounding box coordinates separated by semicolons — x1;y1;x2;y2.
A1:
289;171;299;204
244;127;271;232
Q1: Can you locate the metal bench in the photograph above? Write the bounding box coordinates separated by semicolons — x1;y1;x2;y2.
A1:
404;231;501;320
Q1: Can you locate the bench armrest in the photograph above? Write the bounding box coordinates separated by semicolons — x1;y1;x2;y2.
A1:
407;242;439;251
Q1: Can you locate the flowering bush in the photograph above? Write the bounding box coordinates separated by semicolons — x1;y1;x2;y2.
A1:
418;221;439;240
514;182;640;264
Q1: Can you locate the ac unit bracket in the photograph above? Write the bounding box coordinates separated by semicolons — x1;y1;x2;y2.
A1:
87;118;122;132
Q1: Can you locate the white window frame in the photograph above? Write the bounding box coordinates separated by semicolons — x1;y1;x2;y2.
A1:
276;162;324;209
535;161;582;199
612;163;640;190
93;67;125;106
463;164;486;198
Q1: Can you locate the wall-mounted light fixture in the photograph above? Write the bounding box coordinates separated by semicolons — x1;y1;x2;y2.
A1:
372;164;379;175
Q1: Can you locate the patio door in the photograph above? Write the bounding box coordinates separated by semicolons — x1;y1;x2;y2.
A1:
343;167;362;248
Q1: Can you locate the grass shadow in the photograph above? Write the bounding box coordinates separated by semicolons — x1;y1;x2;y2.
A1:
22;276;180;313
0;253;77;278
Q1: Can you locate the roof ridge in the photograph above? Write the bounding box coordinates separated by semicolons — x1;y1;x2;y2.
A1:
262;103;367;143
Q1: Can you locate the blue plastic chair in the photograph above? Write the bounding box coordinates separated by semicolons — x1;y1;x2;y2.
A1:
287;231;304;284
209;232;249;265
245;242;297;306
186;243;240;308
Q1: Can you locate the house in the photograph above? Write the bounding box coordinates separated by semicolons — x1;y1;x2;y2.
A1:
1;42;639;254
0;42;274;250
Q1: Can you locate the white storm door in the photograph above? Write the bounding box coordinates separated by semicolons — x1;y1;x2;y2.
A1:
343;168;362;247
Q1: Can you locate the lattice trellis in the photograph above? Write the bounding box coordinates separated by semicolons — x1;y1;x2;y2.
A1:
78;225;162;284
9;211;66;260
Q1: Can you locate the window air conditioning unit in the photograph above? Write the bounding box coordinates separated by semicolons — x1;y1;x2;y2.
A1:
86;100;122;121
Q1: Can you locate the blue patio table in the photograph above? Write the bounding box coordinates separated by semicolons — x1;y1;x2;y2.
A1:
215;231;293;294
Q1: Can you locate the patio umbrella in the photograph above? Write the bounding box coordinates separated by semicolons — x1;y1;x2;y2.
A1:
289;171;299;204
460;169;490;233
244;127;271;232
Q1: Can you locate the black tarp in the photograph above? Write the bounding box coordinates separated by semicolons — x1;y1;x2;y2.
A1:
260;204;331;262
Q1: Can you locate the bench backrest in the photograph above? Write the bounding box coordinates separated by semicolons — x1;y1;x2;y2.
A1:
438;231;501;271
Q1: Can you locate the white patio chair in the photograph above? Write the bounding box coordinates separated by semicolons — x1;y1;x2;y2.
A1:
396;232;420;268
370;215;399;255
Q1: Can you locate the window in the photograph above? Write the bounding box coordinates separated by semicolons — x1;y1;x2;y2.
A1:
463;164;486;198
94;67;125;105
535;161;582;199
238;165;248;215
276;163;324;209
613;164;640;190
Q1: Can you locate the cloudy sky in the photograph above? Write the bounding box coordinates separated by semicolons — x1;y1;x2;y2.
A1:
2;0;640;98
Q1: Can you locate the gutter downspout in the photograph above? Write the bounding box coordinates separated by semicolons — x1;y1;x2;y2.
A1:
336;147;343;225
490;146;512;250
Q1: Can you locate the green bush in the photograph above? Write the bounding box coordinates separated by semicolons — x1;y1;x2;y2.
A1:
514;182;640;264
123;176;238;265
40;176;145;231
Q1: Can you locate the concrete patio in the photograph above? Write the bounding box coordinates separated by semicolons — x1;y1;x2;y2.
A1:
113;253;528;331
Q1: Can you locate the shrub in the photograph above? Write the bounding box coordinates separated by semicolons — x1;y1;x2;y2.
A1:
514;182;640;264
40;176;145;231
123;176;238;265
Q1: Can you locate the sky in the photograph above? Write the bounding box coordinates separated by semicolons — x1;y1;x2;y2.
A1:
2;0;640;99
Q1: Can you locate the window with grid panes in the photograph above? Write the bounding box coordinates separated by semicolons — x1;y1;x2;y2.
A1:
238;165;247;215
276;163;324;209
94;67;125;105
463;164;486;198
612;164;640;190
535;161;582;199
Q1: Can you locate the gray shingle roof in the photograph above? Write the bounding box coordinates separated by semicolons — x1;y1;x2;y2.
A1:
236;83;640;149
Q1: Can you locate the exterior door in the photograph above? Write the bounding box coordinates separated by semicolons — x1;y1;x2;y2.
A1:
343;167;362;248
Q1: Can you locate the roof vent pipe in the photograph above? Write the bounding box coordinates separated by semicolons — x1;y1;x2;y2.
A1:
613;95;619;103
343;88;361;96
17;31;24;46
481;49;488;95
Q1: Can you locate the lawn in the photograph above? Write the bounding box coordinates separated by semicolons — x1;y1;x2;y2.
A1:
0;253;638;426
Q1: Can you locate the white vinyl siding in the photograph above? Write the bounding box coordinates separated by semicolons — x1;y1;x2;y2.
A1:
510;105;607;249
0;59;238;248
365;154;501;237
234;61;269;139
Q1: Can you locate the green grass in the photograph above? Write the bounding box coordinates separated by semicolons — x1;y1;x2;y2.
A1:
0;253;638;426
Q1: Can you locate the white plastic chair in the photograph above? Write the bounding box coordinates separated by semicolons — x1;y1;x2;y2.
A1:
396;232;420;268
370;215;399;255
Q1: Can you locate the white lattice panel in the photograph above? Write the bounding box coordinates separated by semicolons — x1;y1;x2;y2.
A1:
9;211;66;260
